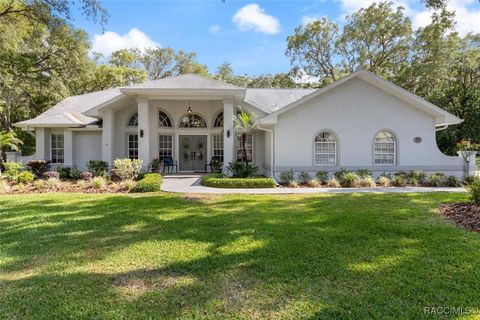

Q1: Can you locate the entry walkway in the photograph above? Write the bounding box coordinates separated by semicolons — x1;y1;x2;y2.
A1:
161;174;466;194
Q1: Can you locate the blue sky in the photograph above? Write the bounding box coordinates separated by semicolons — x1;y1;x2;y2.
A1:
72;0;480;75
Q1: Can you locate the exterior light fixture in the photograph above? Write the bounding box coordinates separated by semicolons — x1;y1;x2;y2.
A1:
140;129;144;138
226;129;230;138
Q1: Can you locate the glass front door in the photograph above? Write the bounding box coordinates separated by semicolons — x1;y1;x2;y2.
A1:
179;135;207;171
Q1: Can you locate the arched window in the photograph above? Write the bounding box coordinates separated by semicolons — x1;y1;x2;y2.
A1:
128;113;138;127
314;131;336;165
179;114;207;128
158;110;172;127
213;112;223;128
374;131;396;165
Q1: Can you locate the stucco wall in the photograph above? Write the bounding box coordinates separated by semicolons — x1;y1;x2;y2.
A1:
73;131;102;171
273;77;464;178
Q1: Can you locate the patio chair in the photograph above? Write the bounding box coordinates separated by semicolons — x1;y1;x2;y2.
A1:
205;156;223;173
162;156;178;174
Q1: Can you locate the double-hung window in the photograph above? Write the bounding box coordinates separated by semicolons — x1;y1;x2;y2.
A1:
51;133;64;164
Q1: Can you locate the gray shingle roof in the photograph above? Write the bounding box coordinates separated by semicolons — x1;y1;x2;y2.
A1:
122;74;244;90
15;75;314;127
245;88;315;113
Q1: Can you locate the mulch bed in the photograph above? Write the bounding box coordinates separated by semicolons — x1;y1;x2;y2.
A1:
0;181;131;195
439;202;480;232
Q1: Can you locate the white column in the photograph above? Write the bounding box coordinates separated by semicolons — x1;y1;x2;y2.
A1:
137;97;150;170
64;129;74;167
101;109;114;166
35;128;47;160
223;99;234;173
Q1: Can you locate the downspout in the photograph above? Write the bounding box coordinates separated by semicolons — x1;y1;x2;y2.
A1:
255;123;275;180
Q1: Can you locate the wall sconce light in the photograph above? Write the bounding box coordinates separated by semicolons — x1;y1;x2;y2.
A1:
140;129;144;138
226;129;230;138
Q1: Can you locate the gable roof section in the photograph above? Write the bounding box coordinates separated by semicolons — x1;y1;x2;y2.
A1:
257;70;462;127
244;88;315;113
120;74;244;91
15;88;122;128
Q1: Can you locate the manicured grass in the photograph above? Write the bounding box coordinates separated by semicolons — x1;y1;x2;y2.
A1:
1;192;480;319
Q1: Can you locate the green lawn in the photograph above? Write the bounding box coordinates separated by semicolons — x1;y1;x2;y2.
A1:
1;192;480;319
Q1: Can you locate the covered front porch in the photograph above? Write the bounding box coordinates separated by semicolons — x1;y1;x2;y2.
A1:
94;85;261;173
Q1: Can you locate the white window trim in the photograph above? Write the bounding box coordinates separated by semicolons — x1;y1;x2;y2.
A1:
235;133;254;163
313;131;337;166
50;133;64;164
126;133;139;160
212;134;224;161
373;131;397;165
158;134;174;159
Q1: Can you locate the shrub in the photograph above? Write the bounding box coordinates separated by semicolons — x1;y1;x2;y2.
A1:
357;168;373;178
378;176;391;187
17;171;35;184
465;177;480;204
0;179;9;192
3;161;23;181
326;178;341;188
56;166;71;179
112;158;143;181
307;178;321;187
226;162;258;178
122;179;137;191
45;178;61;189
133;173;163;192
34;179;44;189
463;176;478;185
200;173;275;189
279;170;294;183
80;171;93;181
298;171;310;184
392;175;407;187
42;171;59;179
287;180;299;188
358;176;376;187
394;171;409;179
91;176;107;189
87;160;109;177
15;183;26;192
26;160;50;178
70;169;81;180
334;168;350;182
445;175;459;187
408;170;427;186
315;171;329;184
429;173;445;187
340;172;359;188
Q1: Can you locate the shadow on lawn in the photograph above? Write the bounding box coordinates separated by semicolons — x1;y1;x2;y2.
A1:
0;192;479;319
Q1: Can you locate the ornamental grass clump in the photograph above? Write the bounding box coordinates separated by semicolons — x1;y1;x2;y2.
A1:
358;176;376;187
465;177;480;204
340;172;359;188
45;178;61;189
429;173;446;187
378;176;391;187
91;176;107;189
357;168;373;178
326;178;341;188
307;178;321;187
445;175;460;187
315;171;329;184
392;175;407;187
279;170;294;183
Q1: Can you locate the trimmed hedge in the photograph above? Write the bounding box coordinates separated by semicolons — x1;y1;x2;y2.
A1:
201;174;276;189
133;173;162;193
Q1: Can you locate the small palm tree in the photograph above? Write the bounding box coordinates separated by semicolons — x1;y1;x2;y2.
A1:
0;131;23;174
233;109;256;164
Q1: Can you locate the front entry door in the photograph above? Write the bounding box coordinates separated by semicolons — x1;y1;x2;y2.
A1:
179;135;207;171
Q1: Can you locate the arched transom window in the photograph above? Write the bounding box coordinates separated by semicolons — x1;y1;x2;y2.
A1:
158;110;172;127
213;112;223;128
374;131;396;165
314;131;336;165
128;113;138;127
180;114;207;128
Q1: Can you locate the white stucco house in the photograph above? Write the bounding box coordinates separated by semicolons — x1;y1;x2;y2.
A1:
12;70;477;179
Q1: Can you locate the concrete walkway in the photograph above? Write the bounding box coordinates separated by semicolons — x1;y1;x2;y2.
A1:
161;174;466;194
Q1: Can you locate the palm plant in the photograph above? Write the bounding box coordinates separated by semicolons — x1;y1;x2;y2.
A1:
233;109;256;164
0;131;23;174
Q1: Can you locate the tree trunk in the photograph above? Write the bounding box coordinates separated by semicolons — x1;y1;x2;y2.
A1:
241;132;248;165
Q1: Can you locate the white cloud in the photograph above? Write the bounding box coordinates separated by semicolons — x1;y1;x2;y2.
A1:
334;0;480;35
300;15;326;25
233;4;281;34
91;28;159;56
209;25;221;34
